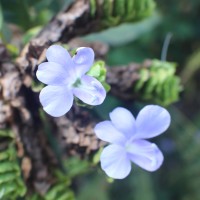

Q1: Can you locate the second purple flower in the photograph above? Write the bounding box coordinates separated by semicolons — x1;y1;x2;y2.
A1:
94;105;171;179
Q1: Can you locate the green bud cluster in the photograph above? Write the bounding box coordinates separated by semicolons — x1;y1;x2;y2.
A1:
134;59;182;106
90;0;156;27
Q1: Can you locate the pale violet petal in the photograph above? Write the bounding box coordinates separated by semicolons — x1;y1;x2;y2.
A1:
36;62;70;85
109;107;136;139
100;144;131;179
39;85;73;117
72;47;94;76
94;121;127;145
72;75;106;105
46;45;73;68
135;105;171;139
127;139;164;172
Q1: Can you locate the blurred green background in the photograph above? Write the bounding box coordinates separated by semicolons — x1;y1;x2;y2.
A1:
1;0;200;200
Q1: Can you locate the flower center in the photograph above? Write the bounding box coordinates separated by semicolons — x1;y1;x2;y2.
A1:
72;78;81;88
125;141;135;154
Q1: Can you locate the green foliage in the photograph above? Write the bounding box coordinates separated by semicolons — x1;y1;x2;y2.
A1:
22;26;42;44
133;59;182;106
27;180;75;200
0;129;14;138
0;0;72;43
45;185;74;200
6;44;19;58
27;157;92;200
92;148;103;165
32;81;45;93
63;157;90;178
1;0;54;31
0;130;26;200
90;0;156;27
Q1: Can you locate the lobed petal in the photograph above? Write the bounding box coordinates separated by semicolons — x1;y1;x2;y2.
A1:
36;62;69;85
109;107;136;139
72;47;94;77
39;85;73;117
127;139;164;172
100;144;131;179
72;75;106;105
46;45;73;68
94;121;127;145
135;105;171;139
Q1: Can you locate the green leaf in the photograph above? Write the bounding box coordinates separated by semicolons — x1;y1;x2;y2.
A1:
133;59;182;106
0;173;19;185
0;161;19;173
0;129;14;138
6;44;19;58
92;148;103;165
23;26;42;44
0;145;16;161
32;81;45;92
64;157;90;178
56;190;75;200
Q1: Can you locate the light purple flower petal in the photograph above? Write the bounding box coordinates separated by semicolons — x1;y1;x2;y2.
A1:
94;121;127;145
135;105;171;139
127;139;164;172
72;47;94;76
100;144;131;179
39;85;73;117
72;75;106;105
36;62;69;85
46;45;73;68
36;45;104;116
109;107;136;139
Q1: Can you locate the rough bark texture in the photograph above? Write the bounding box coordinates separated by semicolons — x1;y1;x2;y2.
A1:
107;60;152;100
0;0;150;195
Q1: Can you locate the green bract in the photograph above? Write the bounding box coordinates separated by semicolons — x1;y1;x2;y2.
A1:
134;59;182;106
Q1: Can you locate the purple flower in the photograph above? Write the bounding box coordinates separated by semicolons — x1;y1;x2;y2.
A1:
94;105;171;179
36;45;106;117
